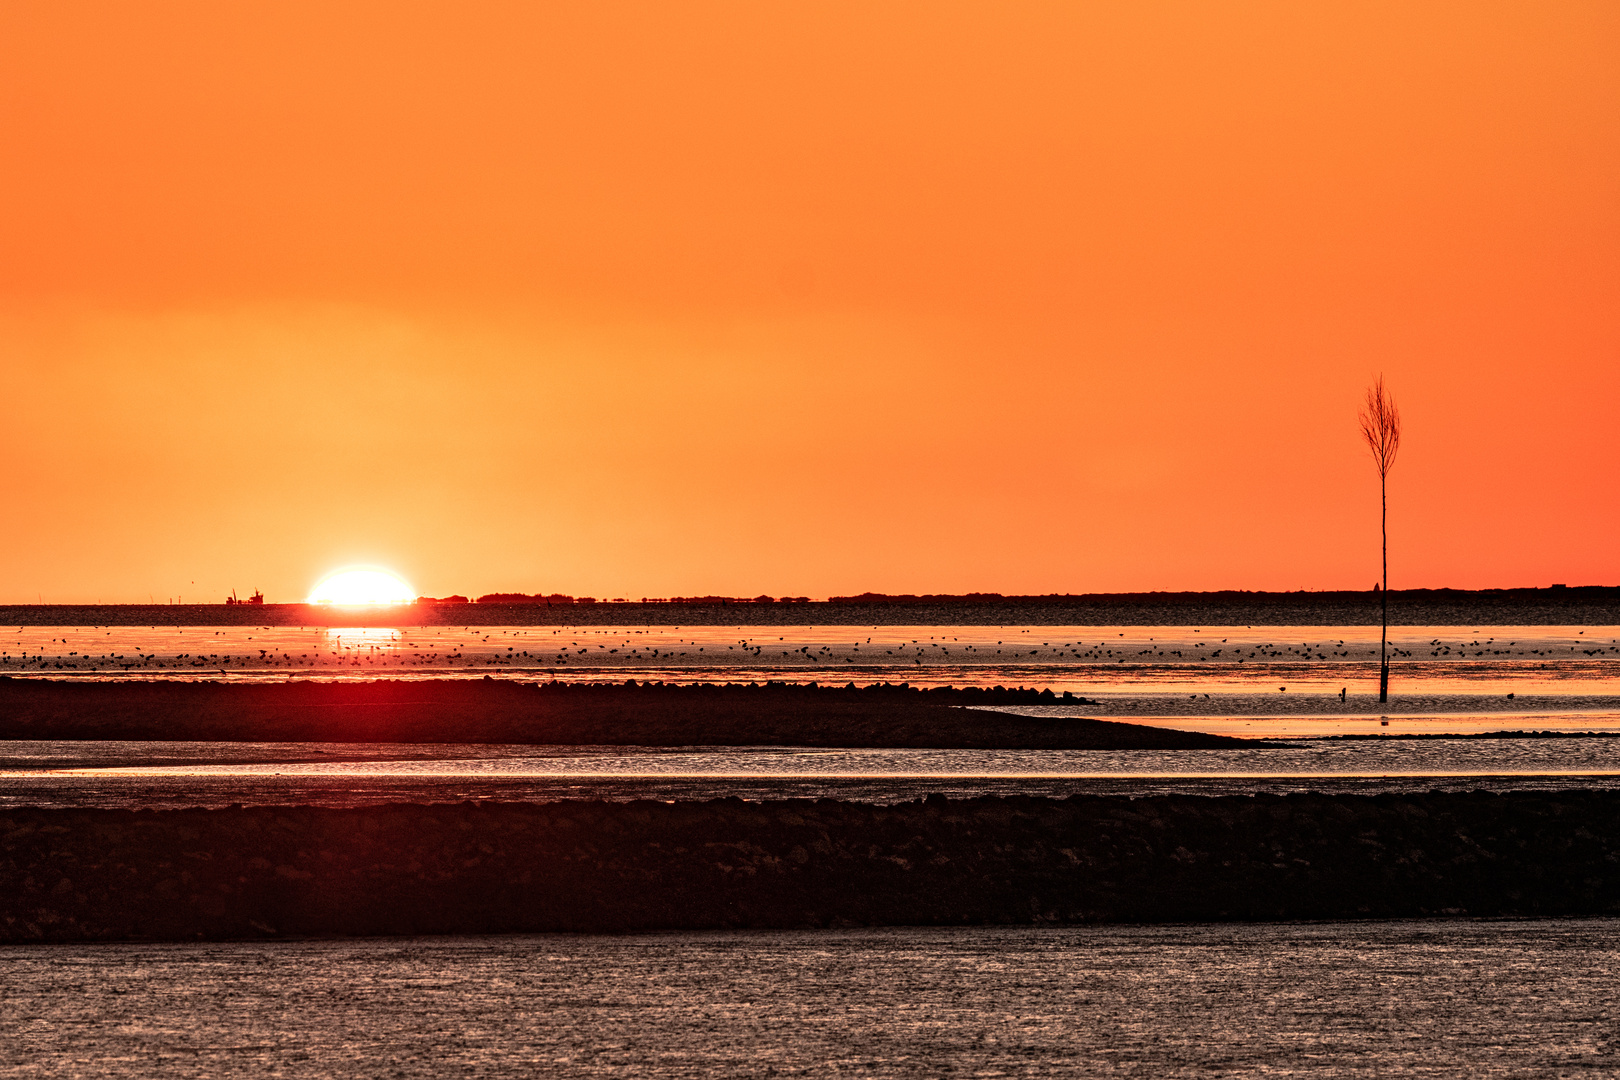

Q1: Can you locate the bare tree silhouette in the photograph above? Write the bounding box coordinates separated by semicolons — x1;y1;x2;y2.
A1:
1359;377;1401;702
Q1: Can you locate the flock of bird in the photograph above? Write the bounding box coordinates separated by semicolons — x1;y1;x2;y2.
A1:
5;625;1617;677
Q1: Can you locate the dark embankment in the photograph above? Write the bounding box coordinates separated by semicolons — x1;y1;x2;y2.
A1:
4;585;1617;626
5;792;1618;942
0;678;1251;749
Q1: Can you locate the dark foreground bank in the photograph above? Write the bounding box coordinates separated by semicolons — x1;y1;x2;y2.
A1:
4;792;1618;942
0;678;1252;749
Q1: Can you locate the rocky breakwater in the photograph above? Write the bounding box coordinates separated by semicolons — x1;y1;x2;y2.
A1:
4;792;1618;942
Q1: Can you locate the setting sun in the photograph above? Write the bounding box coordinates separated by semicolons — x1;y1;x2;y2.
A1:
307;569;415;606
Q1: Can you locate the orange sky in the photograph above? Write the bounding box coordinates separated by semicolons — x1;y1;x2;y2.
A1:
3;1;1616;603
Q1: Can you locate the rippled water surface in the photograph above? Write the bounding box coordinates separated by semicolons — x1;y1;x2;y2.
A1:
6;738;1620;808
5;921;1616;1078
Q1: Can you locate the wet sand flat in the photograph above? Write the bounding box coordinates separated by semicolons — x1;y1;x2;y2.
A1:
5;921;1616;1078
6;737;1620;808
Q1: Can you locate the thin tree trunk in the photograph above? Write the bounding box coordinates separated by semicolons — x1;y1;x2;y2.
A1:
1359;377;1400;706
1380;474;1389;702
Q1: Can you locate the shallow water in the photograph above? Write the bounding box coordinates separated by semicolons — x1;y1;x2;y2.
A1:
6;738;1620;808
8;624;1617;736
7;622;1617;686
4;921;1616;1077
5;623;1615;808
988;704;1620;737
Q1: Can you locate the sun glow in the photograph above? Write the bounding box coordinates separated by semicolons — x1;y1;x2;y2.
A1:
307;568;415;606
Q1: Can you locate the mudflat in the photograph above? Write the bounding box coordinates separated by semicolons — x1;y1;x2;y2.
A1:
0;678;1255;749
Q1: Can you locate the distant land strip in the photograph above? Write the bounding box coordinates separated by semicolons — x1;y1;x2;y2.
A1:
3;586;1618;626
4;791;1618;942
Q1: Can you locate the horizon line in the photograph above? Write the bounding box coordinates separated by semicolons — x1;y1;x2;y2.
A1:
2;583;1616;610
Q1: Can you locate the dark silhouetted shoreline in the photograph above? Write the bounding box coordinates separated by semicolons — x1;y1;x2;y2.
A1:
3;586;1617;627
4;792;1617;942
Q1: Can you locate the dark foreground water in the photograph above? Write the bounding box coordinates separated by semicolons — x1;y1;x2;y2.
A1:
4;921;1616;1077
